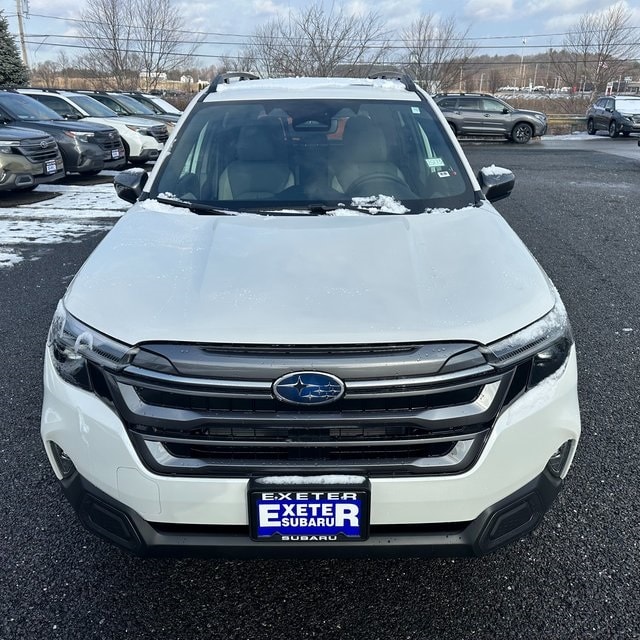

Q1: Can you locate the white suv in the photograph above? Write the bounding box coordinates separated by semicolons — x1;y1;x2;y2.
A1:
41;74;580;558
19;89;167;165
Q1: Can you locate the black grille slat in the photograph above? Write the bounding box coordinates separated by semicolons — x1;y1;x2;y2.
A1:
19;138;59;162
134;385;481;414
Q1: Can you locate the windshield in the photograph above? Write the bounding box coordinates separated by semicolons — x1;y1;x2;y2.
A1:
114;94;155;114
151;98;475;214
616;98;640;114
0;93;63;121
69;95;119;117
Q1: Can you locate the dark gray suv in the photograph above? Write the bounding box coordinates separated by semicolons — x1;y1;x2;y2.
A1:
586;96;640;138
433;93;547;143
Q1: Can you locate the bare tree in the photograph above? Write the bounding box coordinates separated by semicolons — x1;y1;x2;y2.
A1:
401;16;476;93
133;0;200;90
76;0;199;90
245;2;390;77
30;60;59;87
551;3;639;96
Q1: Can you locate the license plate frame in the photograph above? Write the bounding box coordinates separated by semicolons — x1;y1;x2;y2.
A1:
45;160;57;175
111;149;120;159
248;478;370;542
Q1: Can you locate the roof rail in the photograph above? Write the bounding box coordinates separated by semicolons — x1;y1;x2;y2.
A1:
206;71;260;95
367;71;417;94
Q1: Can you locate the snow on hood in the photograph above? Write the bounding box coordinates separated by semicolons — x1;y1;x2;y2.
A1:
64;202;555;346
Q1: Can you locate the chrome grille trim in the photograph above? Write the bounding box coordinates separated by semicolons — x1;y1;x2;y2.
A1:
141;437;481;472
119;363;494;396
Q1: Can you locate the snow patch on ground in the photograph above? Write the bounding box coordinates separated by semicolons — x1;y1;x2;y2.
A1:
0;250;23;267
0;181;128;269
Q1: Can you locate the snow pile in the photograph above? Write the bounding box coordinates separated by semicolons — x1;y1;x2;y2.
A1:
0;250;23;267
350;194;409;214
481;165;512;177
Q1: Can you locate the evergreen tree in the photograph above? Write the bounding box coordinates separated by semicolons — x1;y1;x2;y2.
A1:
0;10;29;86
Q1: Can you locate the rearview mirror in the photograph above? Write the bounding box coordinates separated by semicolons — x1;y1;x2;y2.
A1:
478;166;515;202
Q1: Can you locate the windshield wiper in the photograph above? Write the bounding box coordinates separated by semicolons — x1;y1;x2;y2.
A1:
305;203;375;215
155;196;237;216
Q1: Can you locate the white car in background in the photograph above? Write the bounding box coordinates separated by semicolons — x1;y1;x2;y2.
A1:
19;89;168;165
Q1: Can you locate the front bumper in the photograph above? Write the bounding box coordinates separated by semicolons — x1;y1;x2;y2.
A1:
60;466;563;558
41;346;580;557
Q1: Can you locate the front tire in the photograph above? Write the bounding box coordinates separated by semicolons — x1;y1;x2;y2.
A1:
512;122;533;144
609;121;619;138
587;119;596;135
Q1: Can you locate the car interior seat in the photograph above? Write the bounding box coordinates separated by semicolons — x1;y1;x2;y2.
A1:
331;116;406;193
218;119;294;200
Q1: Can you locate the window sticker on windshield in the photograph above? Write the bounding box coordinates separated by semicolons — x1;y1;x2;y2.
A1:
411;106;420;114
426;158;445;168
437;171;451;178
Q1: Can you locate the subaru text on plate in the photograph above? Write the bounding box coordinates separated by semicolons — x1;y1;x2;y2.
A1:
41;73;580;558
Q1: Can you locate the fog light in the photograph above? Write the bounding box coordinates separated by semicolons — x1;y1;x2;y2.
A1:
547;441;573;477
50;442;76;478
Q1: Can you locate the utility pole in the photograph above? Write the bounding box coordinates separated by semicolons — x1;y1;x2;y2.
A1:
15;0;29;67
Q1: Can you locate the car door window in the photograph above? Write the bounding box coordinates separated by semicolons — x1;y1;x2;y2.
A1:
459;98;480;111
481;99;506;113
438;98;458;109
36;95;80;118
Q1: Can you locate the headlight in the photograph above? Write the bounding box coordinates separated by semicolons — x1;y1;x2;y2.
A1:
126;125;150;135
63;131;96;143
481;288;573;389
0;140;20;153
47;301;133;391
533;113;547;123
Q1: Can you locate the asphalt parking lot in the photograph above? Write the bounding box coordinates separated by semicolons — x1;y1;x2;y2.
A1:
1;137;639;639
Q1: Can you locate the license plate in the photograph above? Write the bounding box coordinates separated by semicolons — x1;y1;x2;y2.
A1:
249;478;370;542
112;149;120;159
45;160;57;175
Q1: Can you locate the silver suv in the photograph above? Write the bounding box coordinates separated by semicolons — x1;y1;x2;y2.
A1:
433;93;547;143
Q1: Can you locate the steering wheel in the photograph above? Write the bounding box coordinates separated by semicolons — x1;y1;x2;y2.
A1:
347;173;416;198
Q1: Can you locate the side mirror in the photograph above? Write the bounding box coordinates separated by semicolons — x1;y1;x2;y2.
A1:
478;166;515;203
114;169;148;204
502;107;509;114
63;113;81;120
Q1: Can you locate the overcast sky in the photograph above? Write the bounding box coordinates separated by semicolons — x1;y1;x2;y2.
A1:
5;0;640;68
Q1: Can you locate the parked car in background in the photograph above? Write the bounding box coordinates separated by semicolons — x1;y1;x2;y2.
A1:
0;124;64;190
433;92;548;143
124;92;182;117
0;91;125;175
18;89;167;165
586;96;640;138
41;74;580;559
78;91;180;129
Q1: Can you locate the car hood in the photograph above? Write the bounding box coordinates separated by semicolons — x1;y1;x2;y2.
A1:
64;202;555;346
0;125;54;141
514;109;546;119
10;119;113;134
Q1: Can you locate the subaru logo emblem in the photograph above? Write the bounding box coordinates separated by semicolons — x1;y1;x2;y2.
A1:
273;371;345;406
40;140;47;148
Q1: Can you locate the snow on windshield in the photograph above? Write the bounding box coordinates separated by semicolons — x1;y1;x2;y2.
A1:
350;195;410;214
